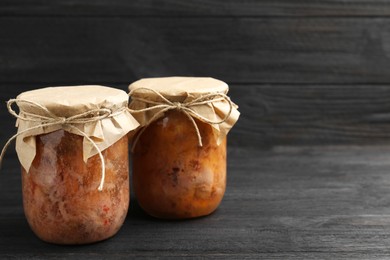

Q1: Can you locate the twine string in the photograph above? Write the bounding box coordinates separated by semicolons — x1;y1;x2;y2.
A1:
128;87;233;152
0;99;124;191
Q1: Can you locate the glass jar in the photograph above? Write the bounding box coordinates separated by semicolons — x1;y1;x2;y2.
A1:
129;77;239;219
2;85;139;244
22;131;129;244
133;110;226;219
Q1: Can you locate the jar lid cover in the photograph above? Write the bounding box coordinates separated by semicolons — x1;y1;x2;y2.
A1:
17;85;128;117
128;77;239;147
9;85;139;176
129;77;228;100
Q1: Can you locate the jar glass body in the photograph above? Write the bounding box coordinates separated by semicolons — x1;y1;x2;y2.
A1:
22;130;129;244
133;110;226;219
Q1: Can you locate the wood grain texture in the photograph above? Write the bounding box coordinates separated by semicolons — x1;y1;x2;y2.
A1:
2;146;390;258
1;0;390;17
2;0;390;259
2;84;390;148
229;84;390;147
3;18;390;84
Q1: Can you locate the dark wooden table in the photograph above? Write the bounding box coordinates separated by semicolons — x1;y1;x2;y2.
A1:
4;0;390;258
2;145;390;259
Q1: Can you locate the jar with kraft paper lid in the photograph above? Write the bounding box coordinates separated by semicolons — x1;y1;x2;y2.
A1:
0;86;139;244
128;77;240;219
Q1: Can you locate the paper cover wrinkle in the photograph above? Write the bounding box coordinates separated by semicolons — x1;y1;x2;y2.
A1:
128;77;239;145
14;86;139;172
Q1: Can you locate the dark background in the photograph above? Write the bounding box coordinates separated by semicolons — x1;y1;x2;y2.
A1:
2;1;390;259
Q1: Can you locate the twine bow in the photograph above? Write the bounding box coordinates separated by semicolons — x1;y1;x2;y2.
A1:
0;99;125;191
128;87;233;151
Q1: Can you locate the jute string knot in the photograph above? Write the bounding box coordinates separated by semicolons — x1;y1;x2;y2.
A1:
128;87;234;152
174;102;183;110
0;99;125;191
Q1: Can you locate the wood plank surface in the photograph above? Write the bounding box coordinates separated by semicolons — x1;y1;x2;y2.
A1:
229;84;390;146
2;0;390;259
1;1;390;17
2;84;390;148
2;17;390;84
2;146;390;258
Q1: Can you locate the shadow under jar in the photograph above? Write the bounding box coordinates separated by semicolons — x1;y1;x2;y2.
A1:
129;77;239;219
5;85;139;244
